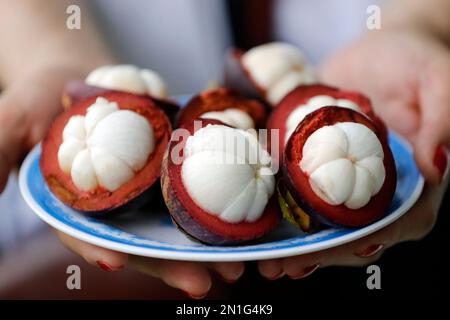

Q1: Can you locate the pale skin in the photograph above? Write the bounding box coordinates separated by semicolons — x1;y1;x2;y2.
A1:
0;0;449;298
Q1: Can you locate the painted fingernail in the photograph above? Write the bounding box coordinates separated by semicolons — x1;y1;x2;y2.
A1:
96;260;124;272
266;270;285;281
434;145;448;182
183;290;208;300
355;244;385;258
289;264;320;280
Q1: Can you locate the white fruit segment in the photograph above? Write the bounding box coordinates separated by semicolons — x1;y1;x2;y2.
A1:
241;42;317;105
57;97;154;192
300;122;385;210
200;108;255;130
85;65;168;99
285;95;361;143
181;124;275;223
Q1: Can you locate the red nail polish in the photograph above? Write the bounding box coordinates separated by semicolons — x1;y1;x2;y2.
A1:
266;270;285;281
183;290;207;300
355;244;385;258
96;260;123;272
434;145;448;182
289;264;320;280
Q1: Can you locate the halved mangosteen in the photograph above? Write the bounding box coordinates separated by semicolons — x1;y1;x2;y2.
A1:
176;88;266;130
224;42;317;106
62;65;179;122
40;91;172;213
267;84;388;165
282;107;396;227
161;119;280;245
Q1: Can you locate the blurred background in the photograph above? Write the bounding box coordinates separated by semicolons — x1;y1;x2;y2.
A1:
1;0;448;299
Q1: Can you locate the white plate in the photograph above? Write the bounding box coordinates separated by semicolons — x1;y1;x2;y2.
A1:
19;130;423;262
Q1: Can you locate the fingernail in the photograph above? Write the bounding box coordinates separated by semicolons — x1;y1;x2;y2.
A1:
434;145;448;182
219;265;245;283
355;244;385;258
96;260;124;272
266;270;285;281
218;274;238;284
289;264;320;280
183;290;207;300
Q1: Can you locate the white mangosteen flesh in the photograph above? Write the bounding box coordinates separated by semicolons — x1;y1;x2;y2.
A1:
200;108;255;130
285;95;361;143
300;122;385;210
181;124;275;223
85;65;168;99
58;97;155;192
241;42;317;105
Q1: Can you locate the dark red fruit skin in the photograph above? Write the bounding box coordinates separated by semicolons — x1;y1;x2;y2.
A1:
161;118;281;245
283;107;397;227
62;80;180;124
267;84;388;167
176;88;267;129
40;91;172;213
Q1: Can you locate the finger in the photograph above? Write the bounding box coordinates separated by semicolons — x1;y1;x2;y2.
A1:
55;230;128;271
395;183;446;242
257;259;284;280
415;61;450;183
372;98;419;141
282;243;380;279
130;256;212;299
281;251;322;279
210;261;245;283
282;220;400;278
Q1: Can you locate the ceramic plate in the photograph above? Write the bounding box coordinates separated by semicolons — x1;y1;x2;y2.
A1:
19;96;423;262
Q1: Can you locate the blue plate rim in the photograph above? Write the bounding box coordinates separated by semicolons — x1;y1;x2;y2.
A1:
19;132;424;262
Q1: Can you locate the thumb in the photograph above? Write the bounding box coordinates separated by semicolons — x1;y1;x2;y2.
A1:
414;66;450;184
0;92;29;193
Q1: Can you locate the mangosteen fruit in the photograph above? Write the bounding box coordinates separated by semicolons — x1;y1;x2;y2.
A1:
176;88;266;130
282;107;396;227
40;91;172;213
62;65;179;122
267;84;388;165
161;119;280;245
224;42;317;106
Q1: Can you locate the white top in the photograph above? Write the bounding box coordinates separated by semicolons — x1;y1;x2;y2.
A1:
182;124;274;223
58;97;154;192
300;122;385;209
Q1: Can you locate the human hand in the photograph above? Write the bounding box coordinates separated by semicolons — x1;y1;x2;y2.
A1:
258;28;450;280
259;182;447;280
0;63;89;192
56;230;245;298
320;28;450;183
